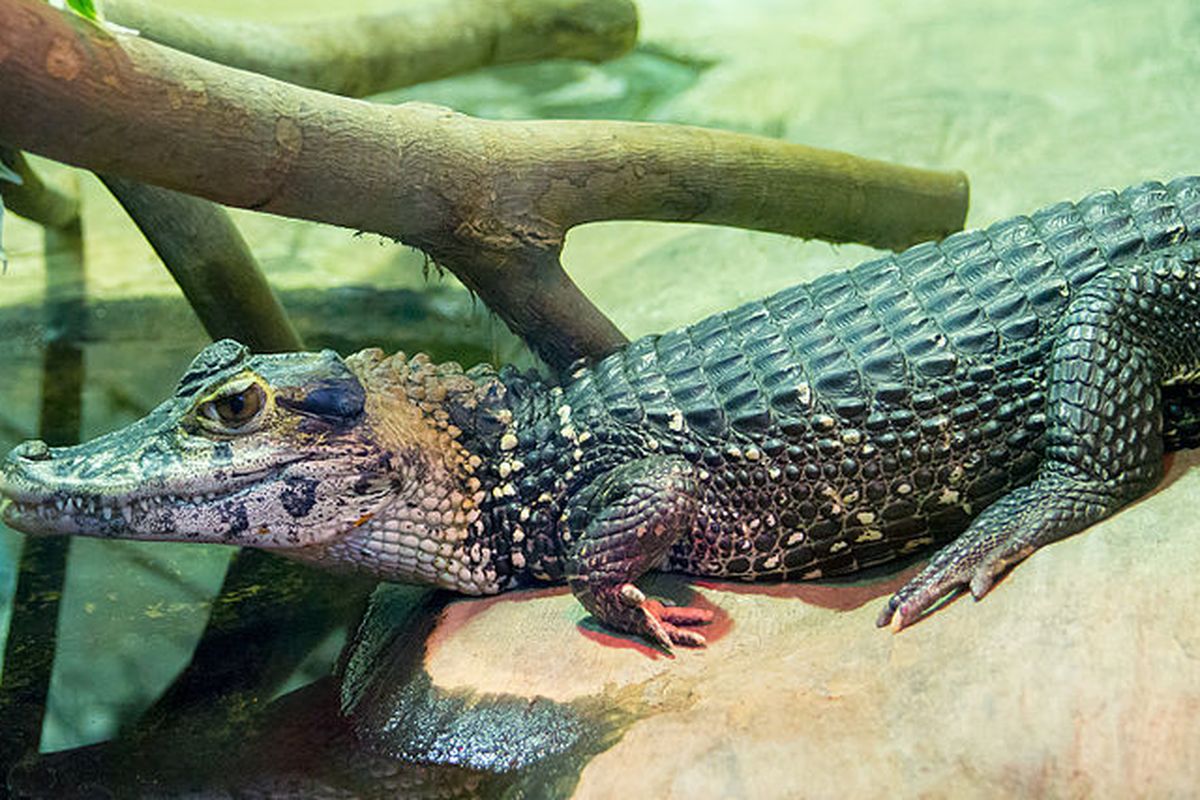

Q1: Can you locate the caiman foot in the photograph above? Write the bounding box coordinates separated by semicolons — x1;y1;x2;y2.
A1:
876;473;1138;631
565;455;710;651
875;532;1034;631
578;580;713;650
877;267;1176;632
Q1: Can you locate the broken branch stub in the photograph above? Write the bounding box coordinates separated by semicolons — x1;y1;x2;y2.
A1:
0;0;968;370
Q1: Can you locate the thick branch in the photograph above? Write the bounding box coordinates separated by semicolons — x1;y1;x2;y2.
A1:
0;0;968;368
103;0;639;97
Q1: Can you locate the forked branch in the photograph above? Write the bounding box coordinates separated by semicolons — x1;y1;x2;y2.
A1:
0;0;968;368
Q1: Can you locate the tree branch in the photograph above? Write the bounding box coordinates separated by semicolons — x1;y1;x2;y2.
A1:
101;176;304;353
102;0;639;97
0;0;968;369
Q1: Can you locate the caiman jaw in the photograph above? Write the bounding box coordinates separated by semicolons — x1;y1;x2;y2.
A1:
0;340;394;548
0;438;289;539
2;491;213;535
2;471;269;539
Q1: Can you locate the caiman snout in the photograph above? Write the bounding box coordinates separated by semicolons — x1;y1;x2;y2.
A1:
10;440;52;462
2;440;59;517
2;440;54;529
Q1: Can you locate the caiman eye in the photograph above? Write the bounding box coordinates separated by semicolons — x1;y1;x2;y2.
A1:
199;380;267;430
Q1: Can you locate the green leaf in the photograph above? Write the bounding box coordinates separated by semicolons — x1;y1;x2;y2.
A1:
69;0;99;20
67;0;99;19
51;0;103;23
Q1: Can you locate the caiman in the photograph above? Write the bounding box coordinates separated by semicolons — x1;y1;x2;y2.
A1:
5;178;1200;650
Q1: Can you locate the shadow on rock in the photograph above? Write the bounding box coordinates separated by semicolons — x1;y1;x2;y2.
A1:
7;587;651;800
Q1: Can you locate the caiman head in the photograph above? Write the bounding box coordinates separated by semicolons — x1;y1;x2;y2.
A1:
0;340;499;592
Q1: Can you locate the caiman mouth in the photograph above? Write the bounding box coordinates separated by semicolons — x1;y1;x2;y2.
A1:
0;459;292;538
2;488;230;527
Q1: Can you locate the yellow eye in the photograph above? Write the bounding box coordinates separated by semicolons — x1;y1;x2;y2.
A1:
200;380;267;429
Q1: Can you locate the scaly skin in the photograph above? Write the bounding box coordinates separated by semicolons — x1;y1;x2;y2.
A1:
5;177;1200;650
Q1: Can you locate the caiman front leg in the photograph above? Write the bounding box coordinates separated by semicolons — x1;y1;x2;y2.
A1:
565;455;714;650
878;273;1169;630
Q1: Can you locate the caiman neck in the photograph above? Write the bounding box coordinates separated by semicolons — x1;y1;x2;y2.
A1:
286;348;537;595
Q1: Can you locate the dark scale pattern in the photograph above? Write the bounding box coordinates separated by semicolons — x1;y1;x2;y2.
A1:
15;184;1200;650
412;178;1200;646
487;180;1200;613
879;245;1200;628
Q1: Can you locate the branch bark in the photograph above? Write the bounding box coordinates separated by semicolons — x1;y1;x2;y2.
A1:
103;0;639;97
0;0;968;369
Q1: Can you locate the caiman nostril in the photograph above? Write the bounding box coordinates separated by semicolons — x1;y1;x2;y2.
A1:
13;440;52;461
